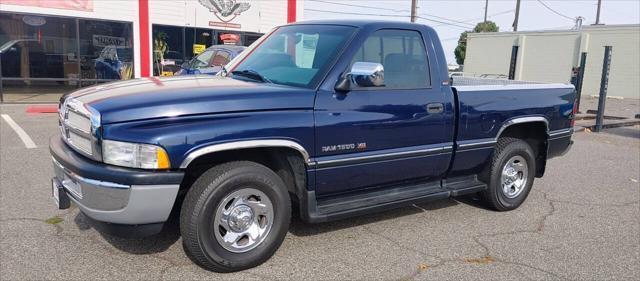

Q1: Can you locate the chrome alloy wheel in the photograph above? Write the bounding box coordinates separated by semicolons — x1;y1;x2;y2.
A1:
501;155;528;199
213;188;274;253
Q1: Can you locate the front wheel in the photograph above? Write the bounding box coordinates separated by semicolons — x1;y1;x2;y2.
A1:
180;161;291;272
480;137;537;211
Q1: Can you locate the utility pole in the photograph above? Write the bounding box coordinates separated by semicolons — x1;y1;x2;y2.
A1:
513;0;521;31
595;0;602;24
411;0;417;23
484;0;489;22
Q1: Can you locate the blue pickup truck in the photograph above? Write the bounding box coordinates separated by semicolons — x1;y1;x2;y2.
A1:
50;20;575;272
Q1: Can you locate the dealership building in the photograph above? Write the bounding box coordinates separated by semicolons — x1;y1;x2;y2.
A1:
0;0;303;100
463;24;640;99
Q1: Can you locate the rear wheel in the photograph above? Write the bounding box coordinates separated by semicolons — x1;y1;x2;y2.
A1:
180;161;291;272
480;137;536;211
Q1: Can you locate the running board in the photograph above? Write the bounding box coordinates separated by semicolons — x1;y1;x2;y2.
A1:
442;175;487;196
300;175;487;223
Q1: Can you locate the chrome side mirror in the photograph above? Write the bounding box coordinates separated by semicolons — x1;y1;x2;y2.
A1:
351;62;384;87
335;62;385;92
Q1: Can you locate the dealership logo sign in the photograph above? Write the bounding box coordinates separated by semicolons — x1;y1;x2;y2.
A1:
198;0;251;23
22;16;46;26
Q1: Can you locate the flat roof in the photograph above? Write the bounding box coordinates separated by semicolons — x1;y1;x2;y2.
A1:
467;24;639;38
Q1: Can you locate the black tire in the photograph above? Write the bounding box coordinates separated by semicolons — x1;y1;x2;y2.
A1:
180;161;291;272
480;137;536;211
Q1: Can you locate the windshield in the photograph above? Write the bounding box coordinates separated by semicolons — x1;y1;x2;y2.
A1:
225;25;355;88
191;49;215;68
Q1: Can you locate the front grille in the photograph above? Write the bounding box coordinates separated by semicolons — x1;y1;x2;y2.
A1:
59;99;95;158
67;130;92;154
66;111;91;133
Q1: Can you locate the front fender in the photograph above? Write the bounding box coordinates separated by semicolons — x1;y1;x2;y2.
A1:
101;110;315;169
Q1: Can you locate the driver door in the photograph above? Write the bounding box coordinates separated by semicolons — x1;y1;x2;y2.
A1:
313;29;453;196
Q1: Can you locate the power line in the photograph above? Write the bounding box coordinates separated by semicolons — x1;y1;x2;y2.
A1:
305;9;409;18
441;36;462;42
306;0;474;28
306;8;472;30
418;13;475;27
536;0;575;21
415;16;476;29
433;9;514;27
308;0;508;28
307;0;410;13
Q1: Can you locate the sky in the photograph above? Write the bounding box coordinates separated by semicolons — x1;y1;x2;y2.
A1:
303;0;640;64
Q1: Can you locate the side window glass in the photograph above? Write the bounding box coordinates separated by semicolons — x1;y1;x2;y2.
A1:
352;29;431;89
210;50;231;66
193;50;214;68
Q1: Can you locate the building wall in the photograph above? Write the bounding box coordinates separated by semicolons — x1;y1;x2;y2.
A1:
465;25;640;99
464;34;516;76
148;0;291;33
580;28;640;99
516;33;580;84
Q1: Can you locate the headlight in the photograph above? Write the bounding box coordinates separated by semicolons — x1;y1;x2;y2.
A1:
102;140;170;169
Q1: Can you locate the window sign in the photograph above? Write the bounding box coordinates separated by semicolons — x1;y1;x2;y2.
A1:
220;33;240;44
92;35;126;47
296;34;319;69
193;44;206;54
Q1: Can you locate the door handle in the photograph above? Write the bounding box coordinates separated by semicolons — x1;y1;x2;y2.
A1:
426;103;444;114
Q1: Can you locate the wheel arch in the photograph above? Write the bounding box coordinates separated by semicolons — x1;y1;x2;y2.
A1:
180;140;310;169
179;139;309;203
495;117;550;177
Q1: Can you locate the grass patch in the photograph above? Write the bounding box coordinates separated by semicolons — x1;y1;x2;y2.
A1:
44;216;63;225
417;263;430;272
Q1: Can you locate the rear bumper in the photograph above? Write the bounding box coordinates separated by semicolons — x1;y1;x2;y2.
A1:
548;128;574;158
50;136;184;226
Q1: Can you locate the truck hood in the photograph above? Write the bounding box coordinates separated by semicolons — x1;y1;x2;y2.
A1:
68;76;316;124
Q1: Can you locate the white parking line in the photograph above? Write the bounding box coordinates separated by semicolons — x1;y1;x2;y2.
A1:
1;114;37;149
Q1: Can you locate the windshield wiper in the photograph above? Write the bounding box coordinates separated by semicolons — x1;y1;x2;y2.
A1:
231;69;272;83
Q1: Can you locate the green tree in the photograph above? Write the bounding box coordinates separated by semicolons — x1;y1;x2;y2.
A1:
455;21;499;65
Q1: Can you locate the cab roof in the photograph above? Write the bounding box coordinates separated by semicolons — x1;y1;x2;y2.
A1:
286;20;437;34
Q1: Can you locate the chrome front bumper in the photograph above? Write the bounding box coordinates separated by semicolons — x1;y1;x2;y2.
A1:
52;158;179;225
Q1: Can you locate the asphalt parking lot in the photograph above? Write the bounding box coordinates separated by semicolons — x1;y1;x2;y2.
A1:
1;103;639;281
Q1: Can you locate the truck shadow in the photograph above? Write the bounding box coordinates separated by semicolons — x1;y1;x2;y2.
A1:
288;198;461;237
74;196;483;254
73;207;182;255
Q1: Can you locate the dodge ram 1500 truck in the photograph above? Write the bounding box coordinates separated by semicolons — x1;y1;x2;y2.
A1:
50;20;575;272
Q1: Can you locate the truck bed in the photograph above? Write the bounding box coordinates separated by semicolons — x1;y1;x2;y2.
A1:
451;78;575;141
447;77;575;176
451;75;538;86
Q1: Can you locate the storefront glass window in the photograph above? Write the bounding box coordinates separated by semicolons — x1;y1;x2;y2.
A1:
152;25;183;76
1;13;135;102
243;33;262;46
78;19;134;82
1;13;78;80
185;28;213;59
153;24;262;77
